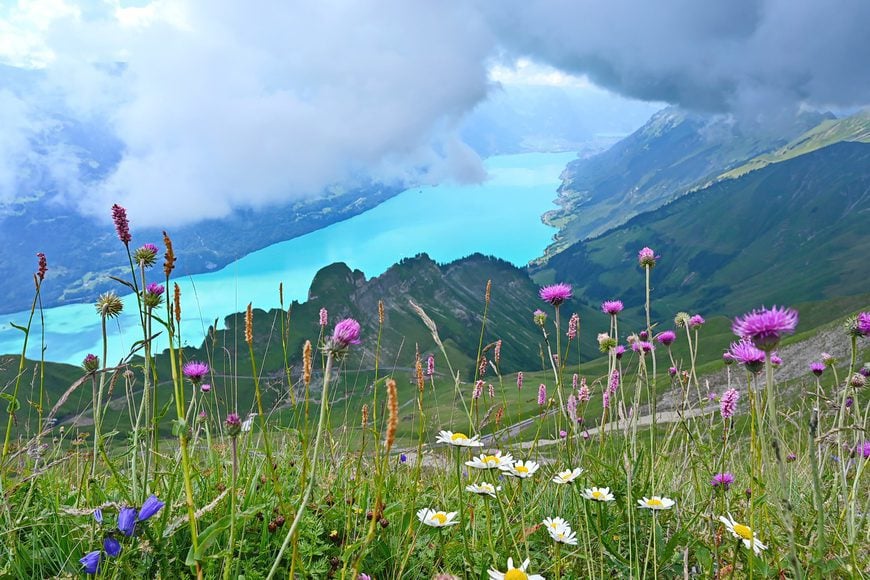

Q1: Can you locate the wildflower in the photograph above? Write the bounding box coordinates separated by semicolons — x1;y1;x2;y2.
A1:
488;557;545;580
543;516;569;533
860;364;869;377
133;243;159;267
859;441;870;459
138;495;164;521
857;312;870;336
614;345;626;359
144;282;165;307
241;413;256;433
539;283;572;306
436;430;483;447
319;307;328;327
537;384;547;406
359;574;371;580
559;430;567;438
111;204;131;244
638;496;675;510
467;451;514;470
495;339;503;364
502;459;539;478
182;361;209;385
473;380;484;399
718;514;767;555
36;252;47;281
602;300;624;315
488;383;496;398
516;371;523;390
416;508;458;527
821;352;836;366
846;396;854;408
577;378;590;402
548;523;578;545
722;352;734;365
80;550;101;575
638;330;649;340
427;354;435;376
638;246;658;268
711;472;734;490
533;309;547;326
707;391;717;401
728;340;765;374
566;313;580;340
117;507;137;536
103;536;121;557
82;354;100;373
162;230;176;277
328;318;361;355
720;388;739;419
552;467;584;484
668;366;677;377
95;292;124;319
226;413;242;437
567;394;578;422
656;330;677;346
786;453;796;463
200;383;211;393
582;430;590;440
770;353;782;367
849;373;866;388
631;341;654;353
581;487;615;502
810;362;825;376
732;305;798;351
689;314;705;328
466;482;500;497
93;508;103;524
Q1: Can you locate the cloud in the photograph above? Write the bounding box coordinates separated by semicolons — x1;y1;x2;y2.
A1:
483;0;870;114
2;0;495;226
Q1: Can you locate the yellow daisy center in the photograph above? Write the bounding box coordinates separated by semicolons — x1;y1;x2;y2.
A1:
451;432;468;441
431;513;447;524
733;523;753;540
646;498;664;507
484;455;500;464
592;491;604;500
514;465;529;473
560;471;572;478
504;570;528;580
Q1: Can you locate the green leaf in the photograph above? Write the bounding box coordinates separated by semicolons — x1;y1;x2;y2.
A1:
9;322;28;333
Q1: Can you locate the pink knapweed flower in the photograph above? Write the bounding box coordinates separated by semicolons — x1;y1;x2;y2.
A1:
728;340;765;374
656;330;677;346
614;345;626;359
668;367;677;377
200;383;211;393
732;305;798;351
809;362;825;376
602;300;624;315
183;361;209;384
711;472;734;490
720;388;739;419
689;314;705;329
111;204;132;244
539;283;573;306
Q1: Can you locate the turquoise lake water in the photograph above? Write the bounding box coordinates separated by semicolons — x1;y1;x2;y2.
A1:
0;152;576;365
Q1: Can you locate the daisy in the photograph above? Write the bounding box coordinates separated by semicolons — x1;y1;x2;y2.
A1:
501;459;539;478
436;430;484;447
552;467;584;484
416;508;458;528
488;557;545;580
466;482;501;497
548;524;578;545
581;487;615;502
466;451;514;470
718;514;767;555
637;496;676;510
542;516;569;533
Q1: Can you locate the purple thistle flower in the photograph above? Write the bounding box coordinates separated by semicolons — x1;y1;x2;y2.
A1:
319;307;328;327
226;412;242;437
103;536;121;557
688;314;705;329
146;282;164;296
631;341;654;353
538;383;547;406
111;204;132;245
857;312;870;336
810;361;825;376
770;353;783;367
567;313;580;340
601;300;624;315
668;366;677;377
861;441;870;459
560;430;568;438
517;371;523;390
638;330;649;341
36;252;47;281
80;550;101;574
182;361;209;385
539;283;573;306
614;345;626;359
638;246;658;268
860;365;870;377
427;354;435;376
82;353;100;373
656;330;677;346
359;574;372;580
786;453;797;463
200;383;211;393
728;340;766;374
117;507;137;537
330;318;361;353
720;388;739;419
133;243;159;267
473;380;484;400
846;396;854;409
138;495;164;521
722;352;734;365
732;305;799;351
711;472;734;490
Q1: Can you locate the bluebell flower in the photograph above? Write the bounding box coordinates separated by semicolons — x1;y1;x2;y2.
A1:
103;536;121;557
399;453;407;463
138;494;165;522
118;507;138;536
80;550;101;574
93;508;103;525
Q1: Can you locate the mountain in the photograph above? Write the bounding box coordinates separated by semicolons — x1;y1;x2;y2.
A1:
538;107;833;259
537;141;870;317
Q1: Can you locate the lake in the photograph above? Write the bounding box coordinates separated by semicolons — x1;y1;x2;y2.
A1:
0;152;576;365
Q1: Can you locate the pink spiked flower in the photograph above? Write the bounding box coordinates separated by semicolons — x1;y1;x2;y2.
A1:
111;204;131;244
36;252;47;281
720;388;739;419
567;313;580;340
319;308;328;327
538;383;547;406
427;355;435;376
517;371;523;390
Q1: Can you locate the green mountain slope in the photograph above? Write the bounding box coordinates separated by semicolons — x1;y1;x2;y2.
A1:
538;141;870;317
538;107;832;259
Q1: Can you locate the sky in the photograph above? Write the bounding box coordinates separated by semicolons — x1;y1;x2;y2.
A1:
1;0;868;227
